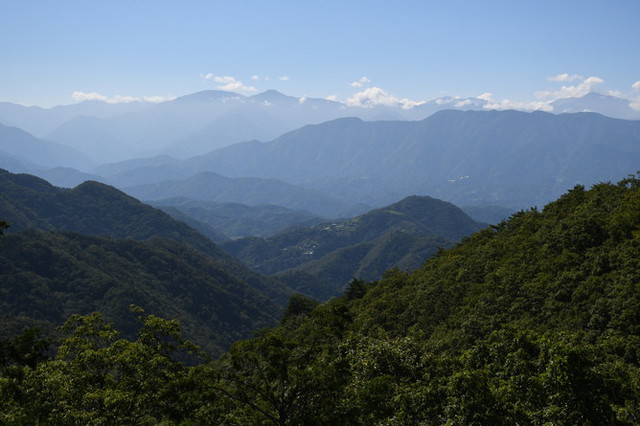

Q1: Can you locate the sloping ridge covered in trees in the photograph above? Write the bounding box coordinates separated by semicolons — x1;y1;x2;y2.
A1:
2;176;639;423
222;195;485;299
0;169;292;355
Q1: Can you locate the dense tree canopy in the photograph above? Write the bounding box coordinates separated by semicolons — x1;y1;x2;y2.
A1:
2;177;640;423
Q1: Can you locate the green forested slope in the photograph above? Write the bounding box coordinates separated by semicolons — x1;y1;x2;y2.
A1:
222;195;483;299
2;178;639;424
0;230;280;356
0;168;291;302
198;177;640;424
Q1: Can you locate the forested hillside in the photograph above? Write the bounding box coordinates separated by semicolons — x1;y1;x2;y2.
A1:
0;169;294;354
0;231;279;355
3;177;638;423
0;168;289;302
222;195;484;299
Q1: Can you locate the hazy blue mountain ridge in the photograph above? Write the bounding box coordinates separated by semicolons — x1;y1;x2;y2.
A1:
151;198;325;239
191;110;640;209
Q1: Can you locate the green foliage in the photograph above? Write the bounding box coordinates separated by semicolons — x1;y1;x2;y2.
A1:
0;230;281;356
0;309;202;425
3;177;640;423
201;177;640;423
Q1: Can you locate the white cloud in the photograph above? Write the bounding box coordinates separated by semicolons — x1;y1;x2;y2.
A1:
298;96;307;104
72;91;108;102
631;81;640;111
350;76;372;88
201;74;258;94
277;75;290;81
346;86;424;109
251;75;260;81
479;92;552;112
547;73;583;82
325;95;338;102
72;91;173;104
535;75;604;100
454;99;473;108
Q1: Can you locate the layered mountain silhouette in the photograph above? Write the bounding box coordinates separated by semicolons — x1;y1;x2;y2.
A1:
151;198;325;239
221;195;485;299
190;110;640;209
122;171;352;218
0;169;292;353
0;122;93;171
3;89;638;164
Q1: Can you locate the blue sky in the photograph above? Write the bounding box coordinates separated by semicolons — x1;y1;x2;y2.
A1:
1;0;639;108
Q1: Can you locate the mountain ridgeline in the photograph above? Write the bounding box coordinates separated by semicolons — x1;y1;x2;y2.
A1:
188;110;640;209
0;169;291;354
221;195;485;299
3;108;639;220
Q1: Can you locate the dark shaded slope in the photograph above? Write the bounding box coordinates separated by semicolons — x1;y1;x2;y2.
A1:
0;169;291;305
0;230;279;355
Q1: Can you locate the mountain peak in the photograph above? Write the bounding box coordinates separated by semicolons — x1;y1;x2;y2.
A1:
551;92;639;120
250;90;297;104
172;90;243;104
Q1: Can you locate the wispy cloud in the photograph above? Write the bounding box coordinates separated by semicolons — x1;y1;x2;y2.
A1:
547;73;583;82
631;81;640;111
201;73;258;94
71;91;173;104
346;86;424;109
478;92;552;112
350;76;371;88
277;75;290;81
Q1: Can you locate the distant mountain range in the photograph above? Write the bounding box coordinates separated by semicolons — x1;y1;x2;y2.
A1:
1;95;639;218
0;122;93;171
189;110;640;210
1;89;638;163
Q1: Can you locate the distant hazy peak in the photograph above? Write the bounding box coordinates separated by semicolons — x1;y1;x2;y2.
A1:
172;90;244;103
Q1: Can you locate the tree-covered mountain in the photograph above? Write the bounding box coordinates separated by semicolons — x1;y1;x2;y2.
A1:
222;195;485;299
0;230;279;356
0;168;290;301
151;197;325;239
0;168;225;254
3;176;639;424
0;169;299;354
122;171;353;218
190;110;640;210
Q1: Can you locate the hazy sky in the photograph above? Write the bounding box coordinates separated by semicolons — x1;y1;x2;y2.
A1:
2;0;639;108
